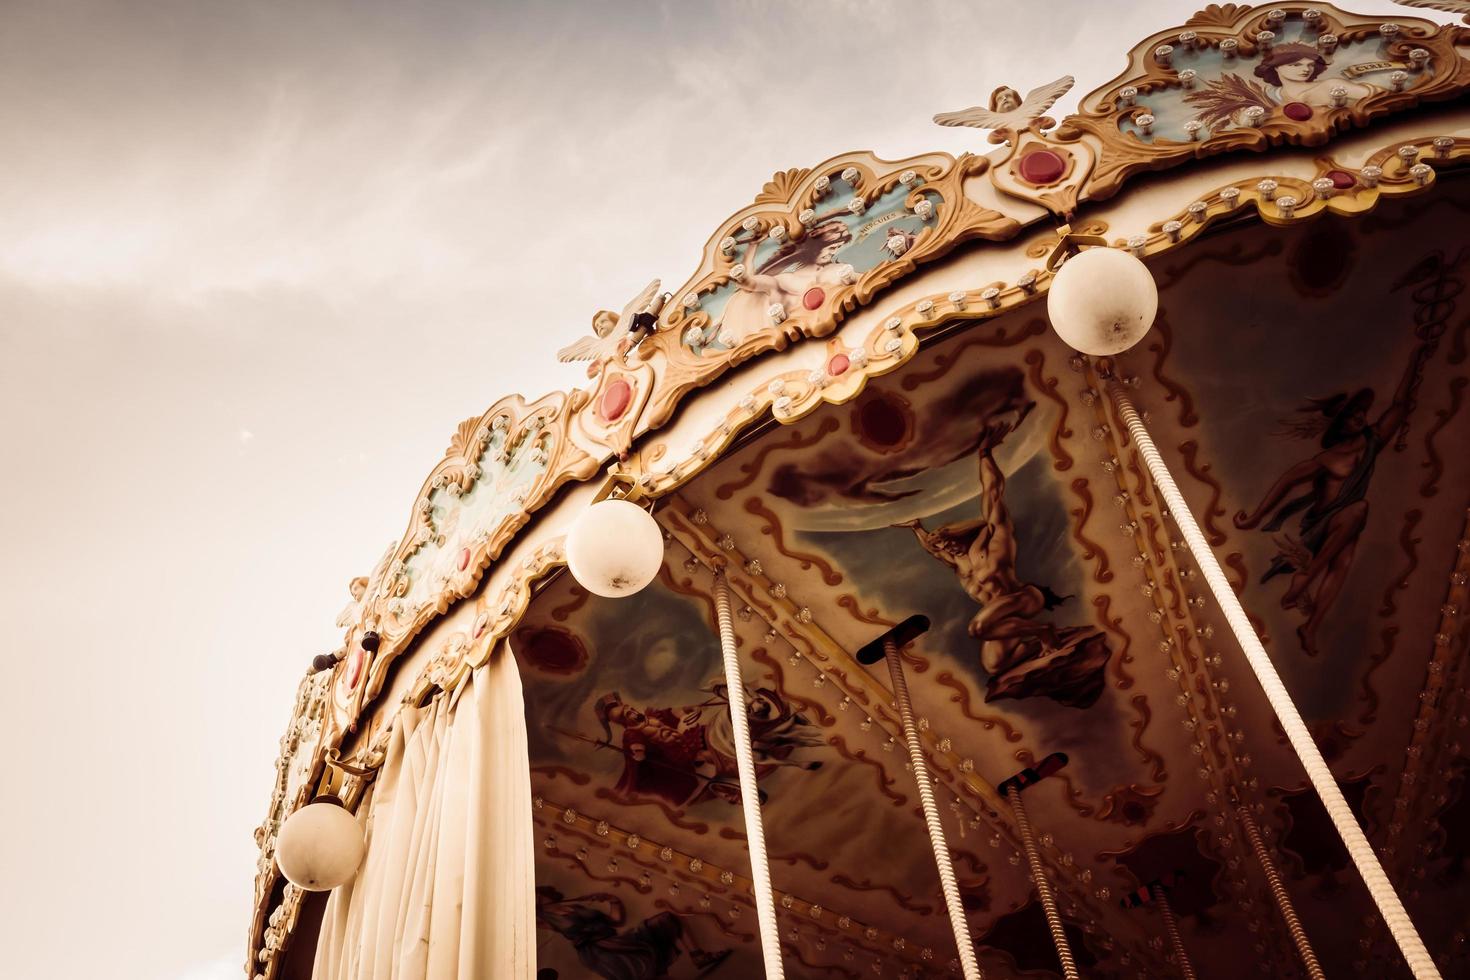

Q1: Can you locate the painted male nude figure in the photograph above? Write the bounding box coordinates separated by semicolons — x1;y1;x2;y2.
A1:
900;411;1111;708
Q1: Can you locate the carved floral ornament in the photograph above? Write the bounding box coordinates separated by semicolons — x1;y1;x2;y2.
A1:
325;391;602;729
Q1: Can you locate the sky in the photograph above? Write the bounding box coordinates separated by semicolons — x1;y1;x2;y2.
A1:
0;1;1445;977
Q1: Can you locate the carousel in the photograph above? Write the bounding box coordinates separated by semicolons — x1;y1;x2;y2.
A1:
248;4;1470;978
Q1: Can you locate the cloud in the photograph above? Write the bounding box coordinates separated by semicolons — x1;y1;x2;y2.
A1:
174;953;242;980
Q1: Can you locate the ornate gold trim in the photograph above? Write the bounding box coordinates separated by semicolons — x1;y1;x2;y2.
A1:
326;391;600;736
320;5;1470;745
1053;3;1470;202
637;149;1021;431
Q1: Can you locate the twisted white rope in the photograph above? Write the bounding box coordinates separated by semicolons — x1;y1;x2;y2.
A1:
1008;784;1079;980
712;570;784;979
883;637;983;980
1109;382;1439;979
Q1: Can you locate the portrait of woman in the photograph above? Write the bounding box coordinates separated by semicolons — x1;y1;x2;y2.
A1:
1254;43;1379;105
1185;43;1383;132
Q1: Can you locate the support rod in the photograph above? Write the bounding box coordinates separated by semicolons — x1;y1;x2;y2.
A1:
882;636;983;980
1237;805;1324;980
712;569;784;979
1108;381;1438;979
1007;783;1079;980
1150;885;1197;980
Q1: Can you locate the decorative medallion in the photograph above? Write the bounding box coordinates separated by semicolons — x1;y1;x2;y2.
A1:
1016;148;1070;185
599;377;633;422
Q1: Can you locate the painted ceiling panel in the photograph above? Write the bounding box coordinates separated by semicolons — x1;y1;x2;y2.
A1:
522;180;1470;979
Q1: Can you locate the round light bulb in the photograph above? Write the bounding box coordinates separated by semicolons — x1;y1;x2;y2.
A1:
1047;246;1158;356
275;799;365;892
565;498;663;598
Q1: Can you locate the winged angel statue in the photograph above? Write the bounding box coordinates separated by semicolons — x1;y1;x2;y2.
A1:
933;75;1075;144
1392;0;1470;24
556;279;667;377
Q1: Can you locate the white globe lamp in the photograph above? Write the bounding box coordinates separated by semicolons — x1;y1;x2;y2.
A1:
275;798;366;892
565;498;664;598
1047;246;1158;356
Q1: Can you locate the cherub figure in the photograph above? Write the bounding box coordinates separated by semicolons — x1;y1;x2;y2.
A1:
557;279;666;377
933;75;1075;144
1393;0;1470;25
335;541;396;630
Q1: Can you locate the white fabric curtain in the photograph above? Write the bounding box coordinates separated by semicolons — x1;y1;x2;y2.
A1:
312;648;536;979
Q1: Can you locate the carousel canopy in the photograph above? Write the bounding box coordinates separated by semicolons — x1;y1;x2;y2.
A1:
251;4;1470;978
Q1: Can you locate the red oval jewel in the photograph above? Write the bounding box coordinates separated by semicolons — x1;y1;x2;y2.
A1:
1283;102;1312;121
802;287;826;310
600;378;633;421
458;547;471;571
1017;149;1067;185
1328;169;1356;189
346;647;364;688
827;353;850;376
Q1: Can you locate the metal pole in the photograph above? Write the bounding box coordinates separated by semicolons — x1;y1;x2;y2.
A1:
882;637;984;980
1007;783;1079;979
1237;806;1324;980
1150;885;1198;980
1109;382;1437;979
712;569;785;979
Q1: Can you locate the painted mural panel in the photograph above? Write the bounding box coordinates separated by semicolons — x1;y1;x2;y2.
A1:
1101;182;1470;974
400;417;550;612
1140;186;1470;739
522;182;1470;978
1121;22;1432;143
682;178;940;358
520;554;995;976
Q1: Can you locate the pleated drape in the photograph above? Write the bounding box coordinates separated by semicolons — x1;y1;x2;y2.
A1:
312;649;536;979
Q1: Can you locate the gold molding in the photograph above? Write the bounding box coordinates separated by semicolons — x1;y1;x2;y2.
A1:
530;796;943;974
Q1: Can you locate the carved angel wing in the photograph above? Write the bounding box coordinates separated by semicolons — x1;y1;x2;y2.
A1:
1015;75;1075;121
1393;0;1470;23
933;102;1009;132
933;75;1074;132
556;279;662;364
619;278;662;327
556;332;617;364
